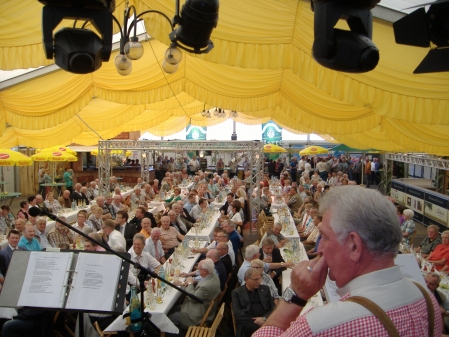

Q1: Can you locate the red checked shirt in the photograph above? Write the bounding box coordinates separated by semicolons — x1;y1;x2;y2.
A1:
254;266;442;337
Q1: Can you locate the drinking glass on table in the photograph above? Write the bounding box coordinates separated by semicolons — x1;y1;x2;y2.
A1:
156;288;163;304
264;254;272;263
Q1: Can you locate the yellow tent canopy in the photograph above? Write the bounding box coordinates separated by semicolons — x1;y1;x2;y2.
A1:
0;1;448;154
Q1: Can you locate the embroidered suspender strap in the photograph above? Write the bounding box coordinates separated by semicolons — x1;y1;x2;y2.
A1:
412;281;434;337
344;296;400;337
344;282;435;337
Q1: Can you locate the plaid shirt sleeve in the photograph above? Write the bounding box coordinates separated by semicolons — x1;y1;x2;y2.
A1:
253;295;442;337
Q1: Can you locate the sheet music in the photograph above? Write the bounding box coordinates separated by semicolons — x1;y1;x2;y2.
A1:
65;253;122;312
17;252;73;308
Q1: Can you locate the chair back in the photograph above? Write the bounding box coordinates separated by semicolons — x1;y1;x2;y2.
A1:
225;272;232;285
216;284;228;305
93;321;105;337
209;303;225;335
230;304;237;335
199;299;215;327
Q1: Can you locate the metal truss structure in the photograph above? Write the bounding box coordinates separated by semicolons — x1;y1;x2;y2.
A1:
384;158;393;196
385;153;449;170
385;153;449;195
98;140;265;223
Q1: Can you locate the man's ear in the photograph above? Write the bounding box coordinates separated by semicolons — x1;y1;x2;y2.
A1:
346;232;364;263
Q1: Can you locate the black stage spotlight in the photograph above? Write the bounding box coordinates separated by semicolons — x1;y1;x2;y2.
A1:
312;0;380;73
393;0;449;74
170;0;219;54
39;0;114;74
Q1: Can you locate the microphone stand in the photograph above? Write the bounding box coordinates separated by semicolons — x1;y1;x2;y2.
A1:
29;206;203;336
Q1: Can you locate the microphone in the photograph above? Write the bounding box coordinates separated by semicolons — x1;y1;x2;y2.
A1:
29;205;49;217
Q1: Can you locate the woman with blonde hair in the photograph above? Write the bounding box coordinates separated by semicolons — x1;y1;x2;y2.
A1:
235;188;246;208
88;205;103;232
250;259;280;305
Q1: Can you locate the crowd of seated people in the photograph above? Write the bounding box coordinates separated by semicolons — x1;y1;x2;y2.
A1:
3;152;439;337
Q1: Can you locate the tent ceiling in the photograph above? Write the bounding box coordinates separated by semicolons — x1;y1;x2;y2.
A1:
0;0;448;154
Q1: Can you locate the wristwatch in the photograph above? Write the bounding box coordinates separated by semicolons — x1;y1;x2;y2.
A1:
282;287;308;307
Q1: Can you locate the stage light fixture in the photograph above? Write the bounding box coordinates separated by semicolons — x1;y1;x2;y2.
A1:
38;0;219;75
393;0;449;74
312;0;380;73
40;0;114;74
170;0;219;54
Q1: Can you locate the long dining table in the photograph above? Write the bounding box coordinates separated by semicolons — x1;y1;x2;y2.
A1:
184;206;221;242
104;240;208;334
0;188;136;250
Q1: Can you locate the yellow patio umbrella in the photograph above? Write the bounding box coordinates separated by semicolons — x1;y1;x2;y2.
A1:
263;144;287;153
31;151;78;184
90;149;133;157
36;145;77;156
0;149;33;166
31;150;78;162
0;149;33;194
300;146;329;156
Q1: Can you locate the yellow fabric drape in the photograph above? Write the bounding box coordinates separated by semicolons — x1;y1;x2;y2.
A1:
0;1;449;154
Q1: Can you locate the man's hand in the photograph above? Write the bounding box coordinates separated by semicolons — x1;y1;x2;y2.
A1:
180;272;193;277
440;307;448;316
290;255;328;300
253;317;265;326
173;279;183;287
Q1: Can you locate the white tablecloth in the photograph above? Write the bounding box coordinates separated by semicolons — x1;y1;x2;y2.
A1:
104;241;207;334
147;202;165;215
184;210;220;241
280;244;324;314
273;212;300;241
0;189;136;250
179;182;194;195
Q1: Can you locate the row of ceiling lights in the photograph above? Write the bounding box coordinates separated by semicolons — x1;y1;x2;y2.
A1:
201;108;238;118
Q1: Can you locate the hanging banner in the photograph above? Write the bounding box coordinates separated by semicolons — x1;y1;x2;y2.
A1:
185;125;207;140
262;121;282;145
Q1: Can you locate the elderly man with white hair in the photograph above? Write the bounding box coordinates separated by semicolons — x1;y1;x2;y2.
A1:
130;186;145;209
86;181;98;200
34;217;50;249
401;209;415;245
128;234;161;286
144;228;165;265
238;245;293;284
96;196;112;221
111;195;124;213
134;178;144;189
71;183;90;205
169;258;221;332
254;186;442;337
47;217;74;247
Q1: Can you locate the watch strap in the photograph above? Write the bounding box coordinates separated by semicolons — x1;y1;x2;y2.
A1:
283;287;308;307
290;294;308;307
